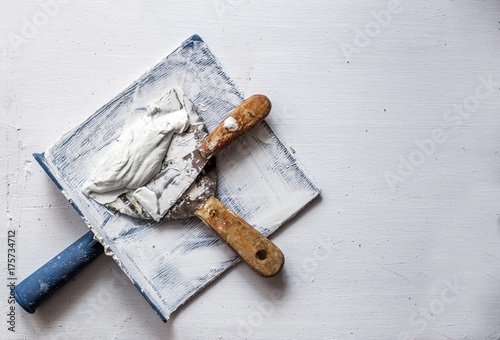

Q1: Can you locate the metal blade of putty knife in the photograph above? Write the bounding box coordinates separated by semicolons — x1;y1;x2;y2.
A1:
136;94;272;221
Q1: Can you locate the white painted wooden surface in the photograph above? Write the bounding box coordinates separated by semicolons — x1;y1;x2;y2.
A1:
1;1;500;339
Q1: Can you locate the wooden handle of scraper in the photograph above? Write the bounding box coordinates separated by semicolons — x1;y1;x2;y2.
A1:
199;95;271;158
195;197;284;277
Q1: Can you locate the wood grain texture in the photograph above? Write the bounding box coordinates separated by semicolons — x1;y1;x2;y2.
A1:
2;1;500;339
195;196;284;277
199;94;271;158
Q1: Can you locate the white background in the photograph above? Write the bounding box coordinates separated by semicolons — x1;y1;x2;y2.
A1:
2;1;500;339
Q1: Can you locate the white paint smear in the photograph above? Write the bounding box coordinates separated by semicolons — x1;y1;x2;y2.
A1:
82;87;190;218
223;116;238;131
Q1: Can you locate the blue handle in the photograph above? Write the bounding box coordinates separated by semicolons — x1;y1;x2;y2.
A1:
15;231;104;313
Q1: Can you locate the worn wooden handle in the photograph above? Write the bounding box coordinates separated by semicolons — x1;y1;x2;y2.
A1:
195;196;284;277
199;95;271;159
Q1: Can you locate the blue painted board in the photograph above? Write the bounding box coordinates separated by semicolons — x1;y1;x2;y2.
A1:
35;35;320;321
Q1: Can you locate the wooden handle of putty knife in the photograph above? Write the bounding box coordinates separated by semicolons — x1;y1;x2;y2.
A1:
198;94;271;159
195;197;284;277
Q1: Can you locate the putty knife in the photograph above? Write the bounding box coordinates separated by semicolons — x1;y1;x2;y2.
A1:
16;35;321;321
118;94;284;277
